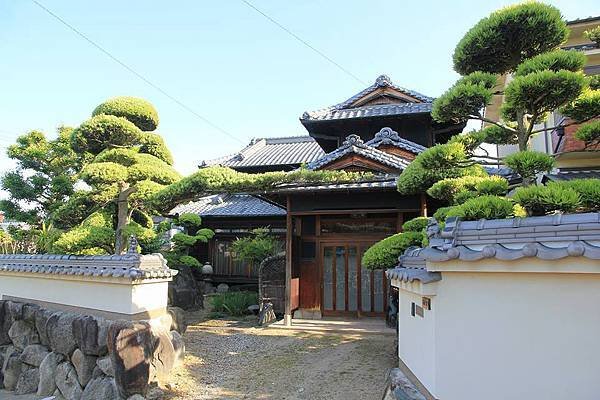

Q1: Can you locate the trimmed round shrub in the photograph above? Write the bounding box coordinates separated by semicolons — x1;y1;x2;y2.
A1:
80;162;129;186
433;206;456;224
549;179;600;211
139;133;174;165
362;231;424;270
574;120;600;145
475;176;508;196
504;150;555;182
427;175;508;204
453;190;478;205
452;3;568;74
172;232;197;247
515;50;586;76
512;185;581;216
92;96;159;131
561;89;600;122
447;195;515;221
72;115;142;155
402;217;429;232
179;255;201;268
178;213;202;229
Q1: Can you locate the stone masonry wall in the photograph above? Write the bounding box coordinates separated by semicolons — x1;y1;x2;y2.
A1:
0;300;186;400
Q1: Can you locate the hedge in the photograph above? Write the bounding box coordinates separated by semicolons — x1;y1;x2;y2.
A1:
362;231;424;270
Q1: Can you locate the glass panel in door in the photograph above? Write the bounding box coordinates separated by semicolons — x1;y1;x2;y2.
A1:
348;247;358;312
323;247;334;311
335;246;346;311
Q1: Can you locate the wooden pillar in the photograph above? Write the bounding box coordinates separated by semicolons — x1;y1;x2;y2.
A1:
284;195;292;326
420;193;428;217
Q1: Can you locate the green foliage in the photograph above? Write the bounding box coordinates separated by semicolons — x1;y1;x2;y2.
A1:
502;70;586;121
81;162;129;185
561;89;600;122
574;120;600;148
427;175;508;205
50;191;99;229
548;179;600;211
402;217;429;233
584;26;600;44
92;96;159;131
590;75;600;91
453;190;478;205
159;214;214;269
172;233;198;247
139;133;174;165
480;125;519;145
446;195;515;221
362;231;424;270
71;115;142;155
452;2;568;75
210;291;258;316
1;128;81;225
152;166;370;213
432;80;493;124
504;151;555;182
177;213;202;230
433;206;456;224
448;130;487;152
515;50;586;76
52;210;115;254
179;255;201;268
512;185;581;216
231;228;280;265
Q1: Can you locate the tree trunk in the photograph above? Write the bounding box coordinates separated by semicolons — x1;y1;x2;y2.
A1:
115;182;136;254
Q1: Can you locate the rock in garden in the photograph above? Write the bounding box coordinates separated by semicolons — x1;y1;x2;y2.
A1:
34;308;53;347
72;315;109;356
55;361;83;400
15;366;39;394
167;306;187;334
82;376;119;400
37;351;64;396
20;344;50;367
151;327;176;383
96;355;114;377
108;320;154;398
6;301;24;321
22;303;40;323
8;320;40;350
247;304;260;314
2;346;23;391
46;312;78;356
71;348;97;387
128;395;146;400
170;330;185;367
53;388;67;400
0;302;11;345
91;365;103;379
217;283;229;293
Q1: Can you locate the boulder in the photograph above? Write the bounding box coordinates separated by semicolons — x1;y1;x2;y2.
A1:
96;355;114;377
72;315;109;356
37;351;64;396
6;301;24;321
34;308;53;347
55;361;83;400
128;395;146;400
2;346;23;391
22;303;40;323
8;320;40;350
71;348;97;387
217;283;229;293
0;351;4;388
20;344;50;367
82;376;119;400
53;388;67;400
108;320;154;398
150;328;176;383
0;302;11;345
167;307;187;334
91;365;103;380
15;366;39;394
170;330;185;367
247;304;260;314
46;312;78;356
168;264;203;309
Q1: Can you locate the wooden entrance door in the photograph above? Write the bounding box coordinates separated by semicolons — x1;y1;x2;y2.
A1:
321;243;387;317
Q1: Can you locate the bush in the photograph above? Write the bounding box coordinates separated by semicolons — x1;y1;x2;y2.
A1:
433;206;456;223
584;26;600;45
402;217;429;233
92;96;159;131
179;255;201;268
515;50;586;76
447;195;515;220
574;120;600;146
504;150;555;182
427;175;508;204
475;176;509;196
71;115;142;155
231;228;280;265
362;231;424;270
512;185;581;216
177;213;202;230
139;133;174;165
549;179;600;211
210;291;258;316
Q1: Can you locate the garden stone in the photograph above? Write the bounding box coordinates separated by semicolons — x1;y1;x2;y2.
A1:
108;320;154;398
55;361;83;400
150;327;176;383
37;351;64;396
91;365;103;379
168;264;203;309
46;312;78;356
73;315;108;356
20;344;50;367
71;348;97;387
22;303;40;323
97;355;114;377
217;283;229;293
170;330;185;367
34;308;53;346
82;376;119;400
6;301;24;321
248;304;260;314
8;320;40;350
0;302;11;345
53;388;66;400
0;352;4;388
2;346;23;391
15;366;39;394
128;395;146;400
167;307;187;334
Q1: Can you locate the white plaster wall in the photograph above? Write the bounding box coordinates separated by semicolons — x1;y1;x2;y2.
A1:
398;289;436;394
0;273;168;315
433;271;600;400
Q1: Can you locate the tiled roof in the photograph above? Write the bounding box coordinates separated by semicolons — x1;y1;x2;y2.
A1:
544;168;600;181
271;177;398;193
200;136;324;169
170;194;285;217
365;127;427;154
423;212;600;262
386;247;442;284
301;75;433;122
307;134;412;171
484;166;522;185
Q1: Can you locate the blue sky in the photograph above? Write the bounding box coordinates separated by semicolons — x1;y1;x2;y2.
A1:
0;0;596;175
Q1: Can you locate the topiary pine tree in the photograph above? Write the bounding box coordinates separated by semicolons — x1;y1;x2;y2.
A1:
52;97;180;255
399;2;600;195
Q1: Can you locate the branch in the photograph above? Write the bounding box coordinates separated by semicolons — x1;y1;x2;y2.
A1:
529;114;600;135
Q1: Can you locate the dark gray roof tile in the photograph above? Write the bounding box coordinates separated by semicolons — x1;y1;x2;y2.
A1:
170;194;285;217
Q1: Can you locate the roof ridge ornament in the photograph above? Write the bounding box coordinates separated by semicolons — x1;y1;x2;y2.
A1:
342;134;364;147
374;127;401;142
127;235;139;254
375;74;392;87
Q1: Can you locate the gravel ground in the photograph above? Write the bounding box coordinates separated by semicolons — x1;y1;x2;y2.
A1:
163;310;396;400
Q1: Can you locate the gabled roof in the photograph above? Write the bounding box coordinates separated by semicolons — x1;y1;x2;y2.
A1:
365;127;427;153
170;194;285;218
307;134;412;171
301;75;434;122
200;136;325;170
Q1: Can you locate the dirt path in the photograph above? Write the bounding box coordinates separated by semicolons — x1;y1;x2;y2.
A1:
165;311;396;400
